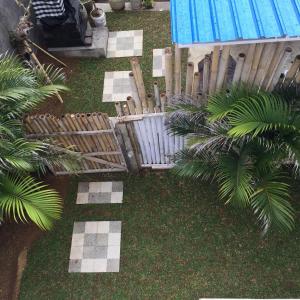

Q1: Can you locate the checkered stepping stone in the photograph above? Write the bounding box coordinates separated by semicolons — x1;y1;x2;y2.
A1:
69;221;122;273
107;30;143;58
102;71;133;102
77;182;123;204
153;49;166;77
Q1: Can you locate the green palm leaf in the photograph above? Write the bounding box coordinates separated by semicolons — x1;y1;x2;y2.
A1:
173;149;217;180
217;151;254;207
251;173;294;233
207;85;258;122
228;94;297;138
0;175;62;230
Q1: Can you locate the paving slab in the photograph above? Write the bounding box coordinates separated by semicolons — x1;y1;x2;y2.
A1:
69;221;122;273
102;71;133;102
96;2;169;12
153;48;166;77
77;182;123;204
107;30;143;58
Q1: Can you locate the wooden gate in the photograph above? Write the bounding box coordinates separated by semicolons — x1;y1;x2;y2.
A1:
113;113;185;169
24;113;127;174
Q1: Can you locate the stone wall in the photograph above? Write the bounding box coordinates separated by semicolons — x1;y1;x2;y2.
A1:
0;0;25;53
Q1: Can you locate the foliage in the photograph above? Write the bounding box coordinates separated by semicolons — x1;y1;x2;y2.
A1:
0;53;78;230
143;0;153;9
168;86;300;233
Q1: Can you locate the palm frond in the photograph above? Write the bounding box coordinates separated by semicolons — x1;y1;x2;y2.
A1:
251;173;294;233
207;85;258;121
172;148;217;180
217;151;254;207
0;175;62;230
228;94;296;138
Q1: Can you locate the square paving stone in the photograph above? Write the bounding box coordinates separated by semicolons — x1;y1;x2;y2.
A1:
107;30;143;58
76;182;123;204
68;221;122;273
102;71;132;102
153;48;166;77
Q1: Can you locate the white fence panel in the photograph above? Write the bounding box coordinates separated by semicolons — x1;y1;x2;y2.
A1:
133;113;185;168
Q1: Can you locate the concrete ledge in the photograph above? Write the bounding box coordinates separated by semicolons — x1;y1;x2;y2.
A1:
48;27;109;58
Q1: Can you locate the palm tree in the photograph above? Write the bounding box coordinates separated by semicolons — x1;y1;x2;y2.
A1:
0;54;78;230
168;86;300;234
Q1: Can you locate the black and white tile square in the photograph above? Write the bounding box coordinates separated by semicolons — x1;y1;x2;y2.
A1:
153;48;166;77
77;182;123;204
69;221;122;273
107;30;143;58
102;71;132;102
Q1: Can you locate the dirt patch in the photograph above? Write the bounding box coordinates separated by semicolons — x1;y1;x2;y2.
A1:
0;175;71;300
30;52;79;117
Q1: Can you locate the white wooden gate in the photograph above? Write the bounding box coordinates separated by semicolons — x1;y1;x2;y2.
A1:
131;113;185;168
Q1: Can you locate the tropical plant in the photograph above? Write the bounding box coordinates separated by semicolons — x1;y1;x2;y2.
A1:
168;86;300;234
0;53;78;230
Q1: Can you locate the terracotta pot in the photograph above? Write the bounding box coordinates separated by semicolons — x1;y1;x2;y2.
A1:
109;0;125;11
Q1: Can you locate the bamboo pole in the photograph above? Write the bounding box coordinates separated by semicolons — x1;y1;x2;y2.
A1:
174;44;182;95
165;47;173;100
209;46;220;94
125;122;141;169
24;41;64;104
232;53;246;85
185;62;194;97
27;38;67;67
253;43;277;87
74;114;98;169
147;94;155;113
115;123;139;172
203;54;210;96
284;54;300;85
153;82;161;108
160;93;167;112
91;113;118;164
85;113;112;164
295;71;300;84
130;57;147;111
248;43;265;86
240;44;256;84
115;102;123;117
216;45;230;90
192;72;200;102
126;96;136;115
122;103;130;116
154;106;161;113
263;42;286;90
268;47;293;90
97;113;121;165
129;71;142;114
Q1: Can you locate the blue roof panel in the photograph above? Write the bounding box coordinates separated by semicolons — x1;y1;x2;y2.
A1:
171;0;300;45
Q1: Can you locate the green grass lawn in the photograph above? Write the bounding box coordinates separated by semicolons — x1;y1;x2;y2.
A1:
63;11;181;116
20;173;300;299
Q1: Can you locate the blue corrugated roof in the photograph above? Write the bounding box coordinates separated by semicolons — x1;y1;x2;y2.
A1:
171;0;300;46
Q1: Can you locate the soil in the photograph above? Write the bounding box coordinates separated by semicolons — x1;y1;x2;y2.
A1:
0;175;71;300
29;52;79;117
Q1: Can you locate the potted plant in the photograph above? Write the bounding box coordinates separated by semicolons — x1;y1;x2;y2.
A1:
90;3;106;27
143;0;153;9
130;0;142;10
109;0;125;11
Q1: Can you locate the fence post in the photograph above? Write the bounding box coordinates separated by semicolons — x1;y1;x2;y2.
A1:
115;123;140;172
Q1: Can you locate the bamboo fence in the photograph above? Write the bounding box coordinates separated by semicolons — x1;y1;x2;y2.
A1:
24;113;127;174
